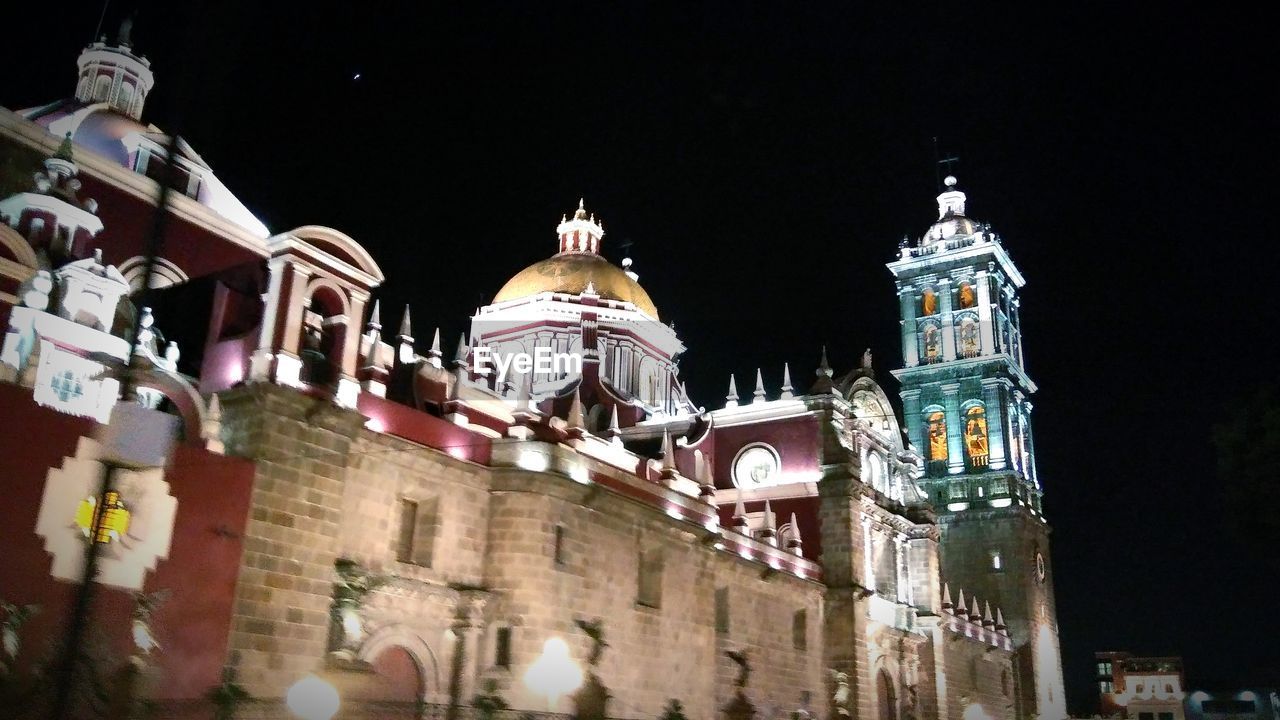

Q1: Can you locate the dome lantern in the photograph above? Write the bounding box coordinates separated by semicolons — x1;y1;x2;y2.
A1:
557;199;604;255
73;19;155;121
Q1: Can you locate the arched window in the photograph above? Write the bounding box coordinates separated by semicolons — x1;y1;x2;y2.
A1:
865;452;885;494
964;405;990;469
921;322;941;363
925;409;947;475
116;82;134;114
957;281;977;309
877;669;897;720
920;287;938;316
957;315;980;358
93;75;111;102
300;287;346;387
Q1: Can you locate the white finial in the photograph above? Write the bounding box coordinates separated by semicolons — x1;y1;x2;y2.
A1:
725;374;739;408
398;305;413;339
944;175;957;188
579;197;585;209
583;280;597;296
367;299;381;330
567;387;586;431
733;493;748;529
780;363;794;399
753;368;766;403
942;582;953;609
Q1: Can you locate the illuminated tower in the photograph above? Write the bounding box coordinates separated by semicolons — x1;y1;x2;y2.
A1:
887;176;1066;719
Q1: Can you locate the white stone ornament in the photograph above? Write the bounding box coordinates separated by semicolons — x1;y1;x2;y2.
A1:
35;437;178;591
731;443;780;488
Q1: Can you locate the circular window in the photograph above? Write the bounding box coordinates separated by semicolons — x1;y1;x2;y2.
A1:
731;443;781;488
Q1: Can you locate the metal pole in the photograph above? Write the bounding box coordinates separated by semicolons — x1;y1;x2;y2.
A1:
48;129;179;720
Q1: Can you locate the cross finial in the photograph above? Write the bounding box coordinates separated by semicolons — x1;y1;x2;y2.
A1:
933;137;959;192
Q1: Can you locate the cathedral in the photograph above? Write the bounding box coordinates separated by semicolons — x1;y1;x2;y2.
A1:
0;28;1067;720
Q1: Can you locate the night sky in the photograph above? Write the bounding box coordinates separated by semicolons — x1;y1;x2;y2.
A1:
5;1;1276;710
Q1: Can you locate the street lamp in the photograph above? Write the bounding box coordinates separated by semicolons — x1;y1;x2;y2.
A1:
287;674;340;720
524;637;583;711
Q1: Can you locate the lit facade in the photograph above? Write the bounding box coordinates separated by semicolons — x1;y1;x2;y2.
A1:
1096;652;1186;720
0;27;1068;720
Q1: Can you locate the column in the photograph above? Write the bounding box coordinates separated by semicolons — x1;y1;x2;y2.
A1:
901;389;925;454
1013;298;1026;368
861;514;875;591
941;383;963;474
899;285;919;367
980;378;1008;470
939;278;956;361
894;534;910;604
1024;400;1040;489
975;269;996;356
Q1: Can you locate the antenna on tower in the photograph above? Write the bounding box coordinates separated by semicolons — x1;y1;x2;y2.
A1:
932;137;959;192
93;0;112;42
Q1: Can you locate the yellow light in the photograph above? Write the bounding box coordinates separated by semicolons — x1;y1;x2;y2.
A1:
524;637;583;710
75;491;130;544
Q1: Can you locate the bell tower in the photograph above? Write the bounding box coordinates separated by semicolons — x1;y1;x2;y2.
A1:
887;176;1067;719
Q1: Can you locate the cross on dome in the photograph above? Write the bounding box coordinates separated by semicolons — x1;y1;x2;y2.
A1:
557;198;604;254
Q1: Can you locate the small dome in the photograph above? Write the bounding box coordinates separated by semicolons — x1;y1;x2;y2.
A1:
493;252;659;319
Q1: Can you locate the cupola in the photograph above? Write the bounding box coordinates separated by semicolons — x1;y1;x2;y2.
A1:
73;18;155;121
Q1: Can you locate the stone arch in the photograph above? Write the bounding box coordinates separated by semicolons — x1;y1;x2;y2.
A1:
358;625;442;701
118;256;190;291
300;279;351;386
876;668;898;720
289;225;385;283
130;367;210;447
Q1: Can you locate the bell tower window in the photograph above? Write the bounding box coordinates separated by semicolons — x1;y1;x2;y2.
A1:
921;287;938;316
925;409;948;475
957;281;976;309
963;405;990;469
921;322;941;364
957;315;980;358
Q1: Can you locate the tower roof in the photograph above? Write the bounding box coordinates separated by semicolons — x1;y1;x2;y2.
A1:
491;200;659;318
918;175;983;247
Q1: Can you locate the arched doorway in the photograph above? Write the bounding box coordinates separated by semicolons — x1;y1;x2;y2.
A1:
877;669;897;720
369;645;425;703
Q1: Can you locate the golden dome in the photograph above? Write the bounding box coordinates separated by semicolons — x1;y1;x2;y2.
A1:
493;252;659;319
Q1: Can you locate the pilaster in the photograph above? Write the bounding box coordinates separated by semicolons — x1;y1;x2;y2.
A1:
980;378;1008;470
939;278;956;362
899;286;919;368
941;383;963;474
976;269;996;356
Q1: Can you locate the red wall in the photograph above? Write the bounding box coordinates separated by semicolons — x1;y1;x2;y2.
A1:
0;382;256;700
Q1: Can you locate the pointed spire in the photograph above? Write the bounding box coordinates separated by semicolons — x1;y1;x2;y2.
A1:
982;601;994;627
968;595;982;621
995;608;1007;633
810;346;834;394
607;405;622;444
725;374;739;408
956;590;967;616
568;389;586;427
733;493;748;532
780;363;795;399
942;583;953;610
453;333;469;366
752;368;766;403
427;327;443;368
583;280;597;296
786;512;803;555
760;501;778;546
366;300;382;332
660;427;677;480
398;305;413;340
